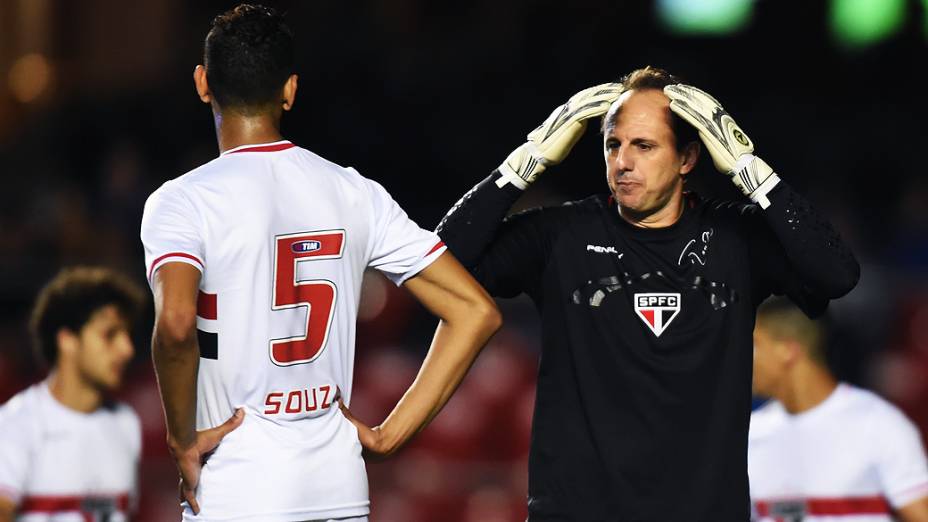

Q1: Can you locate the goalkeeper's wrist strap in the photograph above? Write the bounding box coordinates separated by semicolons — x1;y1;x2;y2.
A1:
495;143;545;191
733;154;781;210
496;163;530;190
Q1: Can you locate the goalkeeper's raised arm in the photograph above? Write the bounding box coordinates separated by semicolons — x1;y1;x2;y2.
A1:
436;82;623;270
664;82;859;298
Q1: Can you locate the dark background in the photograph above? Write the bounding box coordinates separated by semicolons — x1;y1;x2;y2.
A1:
1;1;926;520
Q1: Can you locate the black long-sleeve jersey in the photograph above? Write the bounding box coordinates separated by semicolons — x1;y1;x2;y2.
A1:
437;171;859;521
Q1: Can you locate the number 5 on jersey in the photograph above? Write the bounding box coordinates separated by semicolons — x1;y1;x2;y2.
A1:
271;230;344;366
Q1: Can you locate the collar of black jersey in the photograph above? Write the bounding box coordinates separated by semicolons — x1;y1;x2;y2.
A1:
603;191;701;241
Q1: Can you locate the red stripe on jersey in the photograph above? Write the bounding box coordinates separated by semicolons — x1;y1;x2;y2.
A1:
148;252;204;280
228;142;295;154
427;241;445;256
198;291;217;320
755;496;890;516
20;493;130;512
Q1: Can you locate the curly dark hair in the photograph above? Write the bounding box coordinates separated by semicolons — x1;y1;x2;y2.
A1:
29;267;145;369
204;4;294;113
602;66;699;151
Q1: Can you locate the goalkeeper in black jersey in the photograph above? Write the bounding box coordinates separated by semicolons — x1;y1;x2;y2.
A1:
436;67;859;521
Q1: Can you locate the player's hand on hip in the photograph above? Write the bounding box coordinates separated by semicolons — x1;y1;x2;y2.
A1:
169;408;245;515
497;82;624;190
664;83;781;209
337;398;392;459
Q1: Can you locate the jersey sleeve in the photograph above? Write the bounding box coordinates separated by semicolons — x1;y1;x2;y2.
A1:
140;182;206;285
0;398;35;505
436;171;554;299
874;405;928;509
741;181;859;315
363;175;446;285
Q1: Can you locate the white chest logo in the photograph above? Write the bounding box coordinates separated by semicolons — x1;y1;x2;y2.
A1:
678;228;714;266
634;293;681;337
587;244;624;258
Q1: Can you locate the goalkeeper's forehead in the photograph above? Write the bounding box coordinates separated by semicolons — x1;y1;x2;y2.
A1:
605;88;675;134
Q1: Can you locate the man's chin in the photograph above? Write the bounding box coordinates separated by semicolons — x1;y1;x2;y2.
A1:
614;196;651;219
91;375;123;393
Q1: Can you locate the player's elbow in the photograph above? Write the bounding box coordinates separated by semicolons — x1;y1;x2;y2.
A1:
821;256;861;299
155;305;198;347
469;294;503;337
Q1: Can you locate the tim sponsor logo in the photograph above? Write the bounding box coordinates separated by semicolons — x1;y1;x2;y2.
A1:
291;240;322;254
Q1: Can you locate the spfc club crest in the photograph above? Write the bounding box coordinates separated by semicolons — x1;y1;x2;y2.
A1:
634;293;681;337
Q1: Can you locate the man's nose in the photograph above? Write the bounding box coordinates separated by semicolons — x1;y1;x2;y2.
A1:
117;332;134;360
614;146;632;172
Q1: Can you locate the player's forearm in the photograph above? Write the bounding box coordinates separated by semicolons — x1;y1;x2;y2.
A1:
0;496;15;522
435;171;523;268
761;182;860;297
152;319;200;451
376;306;501;455
898;496;928;522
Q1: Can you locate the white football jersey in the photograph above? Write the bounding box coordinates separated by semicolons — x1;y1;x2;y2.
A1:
140;140;446;521
749;383;928;521
0;381;141;521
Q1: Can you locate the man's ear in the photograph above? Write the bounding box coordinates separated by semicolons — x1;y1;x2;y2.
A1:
679;141;701;176
57;328;79;360
193;65;211;104
781;340;804;366
281;74;298;111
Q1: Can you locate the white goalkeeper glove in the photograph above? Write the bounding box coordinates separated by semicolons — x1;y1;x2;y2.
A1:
497;82;624;190
663;84;781;209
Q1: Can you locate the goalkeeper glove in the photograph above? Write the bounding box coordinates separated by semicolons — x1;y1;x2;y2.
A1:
663;84;780;209
497;83;624;190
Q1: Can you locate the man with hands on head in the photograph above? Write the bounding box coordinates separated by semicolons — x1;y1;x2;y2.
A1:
141;4;500;521
436;67;860;520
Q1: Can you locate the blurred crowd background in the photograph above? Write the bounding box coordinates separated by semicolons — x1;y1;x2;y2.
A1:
0;0;926;520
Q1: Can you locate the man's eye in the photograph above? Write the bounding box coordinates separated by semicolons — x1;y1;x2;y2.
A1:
638;143;652;151
606;141;619;150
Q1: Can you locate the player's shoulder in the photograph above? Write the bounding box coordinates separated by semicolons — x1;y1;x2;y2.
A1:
748;399;789;441
507;193;606;223
143;170;197;212
564;194;610;213
834;383;913;426
0;383;47;440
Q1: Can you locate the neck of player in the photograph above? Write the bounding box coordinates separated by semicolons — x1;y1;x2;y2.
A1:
48;368;104;413
214;109;285;154
776;362;838;415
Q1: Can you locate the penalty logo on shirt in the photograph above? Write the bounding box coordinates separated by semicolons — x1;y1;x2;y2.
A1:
634;293;681;337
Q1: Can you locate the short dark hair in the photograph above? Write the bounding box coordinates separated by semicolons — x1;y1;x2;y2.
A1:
602;66;700;151
204;4;294;113
756;297;828;366
29;267;146;369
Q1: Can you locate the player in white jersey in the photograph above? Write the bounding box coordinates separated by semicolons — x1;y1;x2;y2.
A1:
0;267;145;522
749;297;928;522
140;5;501;521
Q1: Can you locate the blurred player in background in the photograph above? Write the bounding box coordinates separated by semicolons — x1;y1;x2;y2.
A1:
749;297;928;522
140;4;500;521
0;267;144;522
436;67;860;520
